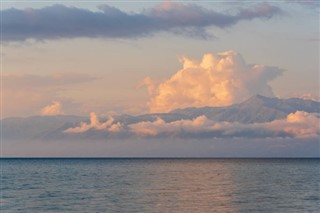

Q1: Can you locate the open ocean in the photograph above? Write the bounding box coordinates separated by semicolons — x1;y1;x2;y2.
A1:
1;158;319;212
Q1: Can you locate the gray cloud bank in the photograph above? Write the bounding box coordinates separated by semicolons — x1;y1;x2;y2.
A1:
2;2;282;41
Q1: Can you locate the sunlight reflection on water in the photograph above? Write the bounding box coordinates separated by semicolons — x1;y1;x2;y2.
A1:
1;159;319;212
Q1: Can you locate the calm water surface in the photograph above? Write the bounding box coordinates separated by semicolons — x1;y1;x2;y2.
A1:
1;159;319;212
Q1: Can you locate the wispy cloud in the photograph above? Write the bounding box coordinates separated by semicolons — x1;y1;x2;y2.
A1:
142;50;283;112
2;2;282;41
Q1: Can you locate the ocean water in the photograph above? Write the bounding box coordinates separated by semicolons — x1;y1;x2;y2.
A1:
1;159;319;212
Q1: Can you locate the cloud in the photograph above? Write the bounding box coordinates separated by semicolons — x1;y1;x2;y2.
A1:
145;50;283;112
128;115;212;136
2;2;282;41
40;101;63;116
64;110;319;139
266;111;320;137
138;77;157;94
64;112;122;133
2;73;96;117
128;111;320;138
295;93;320;102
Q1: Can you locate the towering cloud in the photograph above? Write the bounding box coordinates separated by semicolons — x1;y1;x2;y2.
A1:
145;51;283;112
2;2;282;41
40;101;63;116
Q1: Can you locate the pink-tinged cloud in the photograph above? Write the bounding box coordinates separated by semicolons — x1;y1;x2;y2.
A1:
64;112;121;133
128;111;319;138
145;50;283;112
128;116;213;136
40;101;63;116
266;111;320;137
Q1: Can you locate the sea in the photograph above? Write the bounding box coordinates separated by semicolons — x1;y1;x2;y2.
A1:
1;159;319;212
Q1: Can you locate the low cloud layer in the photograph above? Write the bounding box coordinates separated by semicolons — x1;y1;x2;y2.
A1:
63;111;319;139
64;112;122;133
40;101;63;116
267;111;320;137
3;2;282;41
3;101;319;157
129;111;320;138
144;50;283;112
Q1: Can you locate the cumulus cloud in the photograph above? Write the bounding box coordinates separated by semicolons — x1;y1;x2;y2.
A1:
2;2;282;41
145;50;283;112
266;111;320;137
138;77;157;95
40;101;63;116
64;112;122;133
128;111;320;138
129;115;213;136
64;110;319;139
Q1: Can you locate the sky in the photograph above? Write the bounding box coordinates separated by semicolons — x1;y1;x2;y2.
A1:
2;0;319;117
1;0;319;157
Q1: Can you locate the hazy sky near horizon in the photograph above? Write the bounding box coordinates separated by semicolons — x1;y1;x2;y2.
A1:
2;0;319;118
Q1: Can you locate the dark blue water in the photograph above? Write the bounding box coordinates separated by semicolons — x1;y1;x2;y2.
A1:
1;159;319;212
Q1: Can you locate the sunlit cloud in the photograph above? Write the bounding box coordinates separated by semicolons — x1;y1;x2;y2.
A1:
128;111;320;138
144;50;283;112
128;115;212;136
2;2;282;41
62;110;319;139
296;93;320;102
64;112;122;133
266;111;320;137
40;101;63;116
